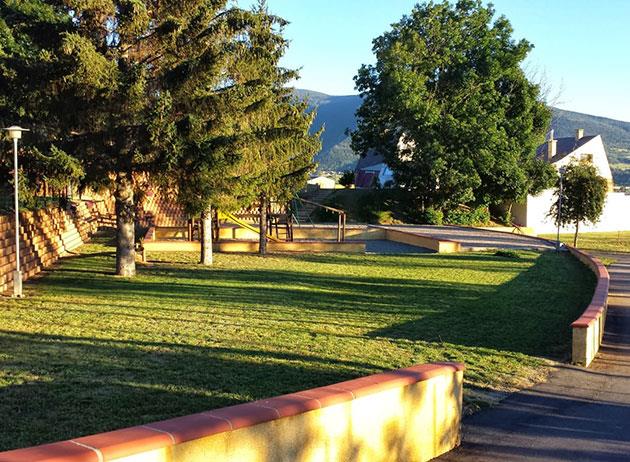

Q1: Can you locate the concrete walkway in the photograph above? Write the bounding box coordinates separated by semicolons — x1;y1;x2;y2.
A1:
385;225;555;251
438;251;630;461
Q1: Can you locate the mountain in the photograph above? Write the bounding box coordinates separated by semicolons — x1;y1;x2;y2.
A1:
295;89;362;172
296;89;630;184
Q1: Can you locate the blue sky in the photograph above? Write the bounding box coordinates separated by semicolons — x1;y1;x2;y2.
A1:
246;0;630;122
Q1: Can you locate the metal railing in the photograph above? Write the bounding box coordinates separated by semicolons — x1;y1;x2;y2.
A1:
293;196;346;242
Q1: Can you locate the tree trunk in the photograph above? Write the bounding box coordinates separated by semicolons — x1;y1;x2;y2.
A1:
114;173;136;277
259;193;268;255
200;204;213;265
573;221;579;247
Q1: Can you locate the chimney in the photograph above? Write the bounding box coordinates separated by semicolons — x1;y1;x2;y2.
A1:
546;132;557;162
576;128;584;140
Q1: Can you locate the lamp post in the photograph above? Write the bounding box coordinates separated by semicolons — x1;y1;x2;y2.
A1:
3;126;29;297
556;166;566;253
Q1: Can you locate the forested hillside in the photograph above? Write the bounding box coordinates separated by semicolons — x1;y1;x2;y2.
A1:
297;89;630;184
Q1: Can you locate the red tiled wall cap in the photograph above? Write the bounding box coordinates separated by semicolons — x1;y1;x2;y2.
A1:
0;362;464;462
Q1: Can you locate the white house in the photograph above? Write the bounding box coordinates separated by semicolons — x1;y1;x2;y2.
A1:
354;150;395;188
512;129;630;233
307;175;336;189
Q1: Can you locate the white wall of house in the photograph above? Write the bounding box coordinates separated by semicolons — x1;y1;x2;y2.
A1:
307;176;336;189
553;135;613;186
517;189;630;234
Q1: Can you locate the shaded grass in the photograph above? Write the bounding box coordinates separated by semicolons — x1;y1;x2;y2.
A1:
0;235;594;450
540;231;630;253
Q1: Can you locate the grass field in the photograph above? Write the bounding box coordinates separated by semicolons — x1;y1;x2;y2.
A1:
0;235;594;450
540;231;630;253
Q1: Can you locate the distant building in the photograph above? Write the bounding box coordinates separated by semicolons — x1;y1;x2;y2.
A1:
307;175;336;189
354;150;394;188
513;129;630;233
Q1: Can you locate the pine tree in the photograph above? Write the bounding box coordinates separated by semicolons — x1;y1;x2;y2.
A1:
0;1;249;275
167;2;321;260
237;3;321;255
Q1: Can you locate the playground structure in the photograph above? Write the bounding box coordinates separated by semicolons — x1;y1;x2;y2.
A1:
139;192;358;254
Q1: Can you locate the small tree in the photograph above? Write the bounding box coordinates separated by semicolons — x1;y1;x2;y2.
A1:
550;160;607;247
339;171;355;188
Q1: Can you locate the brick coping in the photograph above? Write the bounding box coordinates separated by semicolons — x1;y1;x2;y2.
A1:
567;247;610;329
0;362;464;462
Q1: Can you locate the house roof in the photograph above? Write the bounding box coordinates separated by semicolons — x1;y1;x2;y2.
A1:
355;149;385;171
535;135;597;163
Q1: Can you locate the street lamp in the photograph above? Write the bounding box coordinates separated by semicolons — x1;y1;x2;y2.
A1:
3;126;29;297
556;166;566;253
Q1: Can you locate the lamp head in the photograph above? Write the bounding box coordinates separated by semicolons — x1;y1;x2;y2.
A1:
3;126;29;141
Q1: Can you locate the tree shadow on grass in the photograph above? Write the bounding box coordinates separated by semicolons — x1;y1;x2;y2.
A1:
0;329;372;451
367;251;596;358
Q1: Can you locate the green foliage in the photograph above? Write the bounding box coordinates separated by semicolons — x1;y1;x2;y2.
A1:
339;170;355;187
169;2;320;218
445;206;491;226
351;0;553;211
549;160;608;246
495;249;521;259
419;207;444;225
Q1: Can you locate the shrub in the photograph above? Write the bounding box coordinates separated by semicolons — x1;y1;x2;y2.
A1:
339;170;355;188
445;206;490;226
494;249;521;259
418;207;443;225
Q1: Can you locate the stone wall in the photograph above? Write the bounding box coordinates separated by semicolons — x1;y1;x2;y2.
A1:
0;202;100;293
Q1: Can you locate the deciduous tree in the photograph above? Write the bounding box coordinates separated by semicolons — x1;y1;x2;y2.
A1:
351;0;554;214
550;160;607;247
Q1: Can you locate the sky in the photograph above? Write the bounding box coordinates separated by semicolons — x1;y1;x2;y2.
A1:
245;0;630;122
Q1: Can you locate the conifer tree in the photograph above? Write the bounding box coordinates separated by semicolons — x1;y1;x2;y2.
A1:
168;2;321;260
238;3;321;255
0;0;248;275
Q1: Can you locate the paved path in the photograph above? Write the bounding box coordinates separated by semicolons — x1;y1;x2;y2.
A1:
384;225;555;251
438;251;630;461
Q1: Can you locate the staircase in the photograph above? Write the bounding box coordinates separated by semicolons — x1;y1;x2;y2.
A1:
294;188;334;223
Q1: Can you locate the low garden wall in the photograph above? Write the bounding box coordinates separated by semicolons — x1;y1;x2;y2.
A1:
0;362;464;462
379;227;461;253
568;247;610;366
0;202;99;294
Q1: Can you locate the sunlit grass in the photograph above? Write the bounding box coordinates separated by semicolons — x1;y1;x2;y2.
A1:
0;233;594;450
540;231;630;253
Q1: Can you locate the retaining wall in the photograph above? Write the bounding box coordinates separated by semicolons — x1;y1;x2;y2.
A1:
0;202;99;293
568;247;610;366
0;362;464;462
378;227;461;253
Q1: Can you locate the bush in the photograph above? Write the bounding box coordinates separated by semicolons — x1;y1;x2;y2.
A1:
339;170;355;188
495;249;521;259
445;206;490;226
418;207;443;225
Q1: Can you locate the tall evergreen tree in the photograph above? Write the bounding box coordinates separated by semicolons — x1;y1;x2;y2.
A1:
239;4;321;255
351;0;555;214
0;0;249;276
167;2;320;261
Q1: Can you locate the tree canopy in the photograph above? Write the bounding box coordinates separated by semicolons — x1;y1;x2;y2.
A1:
0;0;259;275
351;0;555;213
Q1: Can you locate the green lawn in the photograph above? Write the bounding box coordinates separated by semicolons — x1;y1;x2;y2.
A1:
540;231;630;253
0;235;594;450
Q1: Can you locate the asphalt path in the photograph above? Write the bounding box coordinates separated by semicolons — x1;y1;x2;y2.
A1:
437;251;630;461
